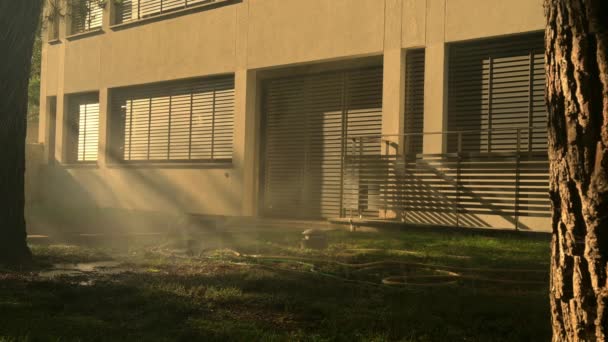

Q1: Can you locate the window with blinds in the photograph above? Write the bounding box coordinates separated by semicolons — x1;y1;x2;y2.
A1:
67;93;100;163
447;32;546;153
110;76;234;163
69;0;103;34
262;67;383;219
404;49;425;155
116;0;211;24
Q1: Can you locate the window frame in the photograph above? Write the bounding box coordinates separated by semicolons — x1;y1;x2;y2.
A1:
446;32;546;154
108;75;235;165
69;0;104;35
65;92;100;165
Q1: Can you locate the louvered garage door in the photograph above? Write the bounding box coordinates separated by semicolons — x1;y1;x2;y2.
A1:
262;67;383;219
448;33;546;152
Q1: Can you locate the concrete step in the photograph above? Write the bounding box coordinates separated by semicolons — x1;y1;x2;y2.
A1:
218;217;342;232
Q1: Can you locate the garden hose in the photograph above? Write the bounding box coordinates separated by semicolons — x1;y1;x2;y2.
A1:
237;254;546;287
150;246;547;287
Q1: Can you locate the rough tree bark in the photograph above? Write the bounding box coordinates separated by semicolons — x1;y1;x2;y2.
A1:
0;1;43;264
545;0;608;340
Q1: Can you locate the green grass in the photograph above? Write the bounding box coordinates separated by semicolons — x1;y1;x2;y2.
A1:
0;228;551;341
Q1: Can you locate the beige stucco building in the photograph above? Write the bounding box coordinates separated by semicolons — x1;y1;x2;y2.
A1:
37;0;551;232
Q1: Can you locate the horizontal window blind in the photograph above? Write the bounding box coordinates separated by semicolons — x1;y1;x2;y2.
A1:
117;0;211;24
70;0;103;34
448;32;546;153
111;76;234;162
262;67;383;219
404;49;425;155
68;94;100;163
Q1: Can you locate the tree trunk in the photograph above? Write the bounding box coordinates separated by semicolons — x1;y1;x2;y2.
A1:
0;1;43;264
545;0;608;340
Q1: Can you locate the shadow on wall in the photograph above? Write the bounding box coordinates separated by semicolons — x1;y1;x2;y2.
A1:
345;153;544;231
399;158;529;230
345;155;491;229
27;151;243;237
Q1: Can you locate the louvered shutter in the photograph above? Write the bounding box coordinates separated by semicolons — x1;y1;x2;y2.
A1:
262;67;383;219
448;33;546;153
70;0;103;34
68;93;99;163
117;0;211;23
404;49;425;155
112;76;234;162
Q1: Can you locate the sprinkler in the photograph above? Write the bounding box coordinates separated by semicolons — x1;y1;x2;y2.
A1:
301;229;328;250
349;218;356;232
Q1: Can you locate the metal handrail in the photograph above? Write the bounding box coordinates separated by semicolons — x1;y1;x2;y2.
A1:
347;126;546;139
342;126;550;229
348;126;546;155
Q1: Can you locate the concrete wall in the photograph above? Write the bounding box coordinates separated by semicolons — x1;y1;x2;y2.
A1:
246;0;385;68
38;0;549;231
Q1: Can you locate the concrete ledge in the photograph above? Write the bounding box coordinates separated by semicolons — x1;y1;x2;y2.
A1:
66;28;104;41
60;163;99;169
328;217;551;239
105;161;233;169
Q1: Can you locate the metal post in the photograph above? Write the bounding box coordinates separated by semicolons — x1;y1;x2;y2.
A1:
383;139;389;217
488;57;494;153
350;138;356;220
147;97;152;160
514;128;521;231
528;52;534;153
360;138;365;218
455;132;462;228
211;86;216;160
82;104;88;161
528;126;533;153
339;73;348;219
160;0;164;14
188;92;193;159
87;1;92;31
457;131;463;154
167;94;172;158
402;134;408;223
138;0;141;20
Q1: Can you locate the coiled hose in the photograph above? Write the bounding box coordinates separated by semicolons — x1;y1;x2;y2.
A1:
150;246;547;288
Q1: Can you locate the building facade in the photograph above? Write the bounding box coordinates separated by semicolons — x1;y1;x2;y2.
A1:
38;0;550;231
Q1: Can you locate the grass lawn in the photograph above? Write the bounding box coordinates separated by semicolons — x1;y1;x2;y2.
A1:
0;227;551;341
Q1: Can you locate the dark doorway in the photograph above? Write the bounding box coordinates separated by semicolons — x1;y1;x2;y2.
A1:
261;67;383;219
